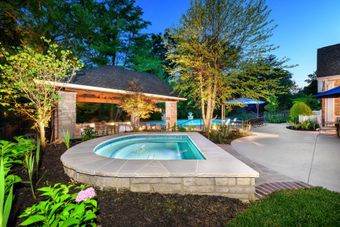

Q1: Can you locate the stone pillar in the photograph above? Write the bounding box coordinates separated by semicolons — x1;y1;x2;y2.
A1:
165;101;177;130
56;91;77;139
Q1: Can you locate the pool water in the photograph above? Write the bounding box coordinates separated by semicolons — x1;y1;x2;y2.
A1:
146;119;223;126
94;135;205;160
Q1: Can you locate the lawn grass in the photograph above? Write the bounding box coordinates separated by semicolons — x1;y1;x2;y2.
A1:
228;187;340;226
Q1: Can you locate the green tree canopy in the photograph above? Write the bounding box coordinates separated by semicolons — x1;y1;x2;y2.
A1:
303;72;318;96
167;0;282;130
0;39;82;148
0;0;150;66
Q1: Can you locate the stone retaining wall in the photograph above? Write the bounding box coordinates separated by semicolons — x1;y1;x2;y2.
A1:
64;167;256;202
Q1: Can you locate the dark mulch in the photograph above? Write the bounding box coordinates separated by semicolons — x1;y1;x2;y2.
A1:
97;190;246;227
10;142;247;227
286;126;319;131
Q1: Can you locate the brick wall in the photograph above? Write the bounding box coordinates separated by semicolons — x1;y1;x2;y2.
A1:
335;98;340;116
322;98;326;125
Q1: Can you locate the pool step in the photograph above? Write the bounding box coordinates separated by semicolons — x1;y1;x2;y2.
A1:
255;181;313;199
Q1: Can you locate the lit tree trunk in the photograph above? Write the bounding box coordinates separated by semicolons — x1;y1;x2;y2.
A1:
130;114;140;131
38;122;46;150
202;74;218;132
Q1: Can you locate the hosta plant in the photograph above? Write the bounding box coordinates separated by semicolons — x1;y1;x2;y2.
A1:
0;158;20;227
20;183;98;226
0;137;35;168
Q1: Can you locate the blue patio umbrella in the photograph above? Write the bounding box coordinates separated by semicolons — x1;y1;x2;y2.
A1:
223;98;266;118
314;86;340;98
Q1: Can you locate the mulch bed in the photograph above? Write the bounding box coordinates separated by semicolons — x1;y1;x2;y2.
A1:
10;142;247;227
286;126;319;131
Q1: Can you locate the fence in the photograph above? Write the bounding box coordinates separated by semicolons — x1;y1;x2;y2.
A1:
299;110;321;124
75;122;134;138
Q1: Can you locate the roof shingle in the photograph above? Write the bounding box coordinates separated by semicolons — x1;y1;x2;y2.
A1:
71;66;176;97
317;43;340;77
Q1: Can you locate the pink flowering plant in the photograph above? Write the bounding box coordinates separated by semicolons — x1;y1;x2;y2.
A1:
19;183;98;226
75;187;96;203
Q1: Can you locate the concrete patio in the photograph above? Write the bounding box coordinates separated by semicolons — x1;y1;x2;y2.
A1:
231;124;340;192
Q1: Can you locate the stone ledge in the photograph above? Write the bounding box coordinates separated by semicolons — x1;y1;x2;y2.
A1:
61;132;259;202
64;167;256;202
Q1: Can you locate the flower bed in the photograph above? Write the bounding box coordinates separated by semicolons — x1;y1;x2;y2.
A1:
10;143;248;226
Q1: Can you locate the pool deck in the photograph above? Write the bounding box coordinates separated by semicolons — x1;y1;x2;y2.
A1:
61;132;259;201
231;124;340;192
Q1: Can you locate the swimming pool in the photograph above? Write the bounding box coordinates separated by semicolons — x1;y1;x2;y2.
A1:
146;119;223;127
94;135;205;160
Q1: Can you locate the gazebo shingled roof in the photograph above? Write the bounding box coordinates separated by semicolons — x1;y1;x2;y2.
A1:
70;66;176;97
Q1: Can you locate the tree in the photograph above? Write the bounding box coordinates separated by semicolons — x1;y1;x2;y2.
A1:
0;39;82;149
128;34;165;77
228;55;294;100
167;0;277;131
87;0;150;66
119;80;157;130
0;0;150;66
265;96;279;113
227;55;297;110
303;72;318;95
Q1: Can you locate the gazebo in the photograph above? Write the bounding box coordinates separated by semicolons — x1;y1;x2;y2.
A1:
221;98;266;122
53;66;186;139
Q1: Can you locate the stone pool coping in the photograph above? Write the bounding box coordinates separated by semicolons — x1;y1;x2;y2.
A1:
61;132;259;178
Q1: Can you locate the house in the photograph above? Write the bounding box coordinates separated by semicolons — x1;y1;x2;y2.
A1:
316;43;340;126
53;66;185;139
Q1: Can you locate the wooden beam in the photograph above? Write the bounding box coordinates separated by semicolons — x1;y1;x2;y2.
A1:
66;88;177;104
77;96;122;104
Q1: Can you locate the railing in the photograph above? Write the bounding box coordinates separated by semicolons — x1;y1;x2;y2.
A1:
75;121;136;138
263;112;289;123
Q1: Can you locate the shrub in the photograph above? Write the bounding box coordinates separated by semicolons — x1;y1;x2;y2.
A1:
289;102;312;122
178;126;187;132
20;184;98;226
63;131;71;149
208;124;249;144
81;127;97;141
0;137;36;173
0;138;37;226
289;119;320;131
